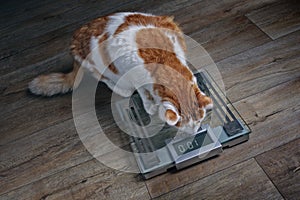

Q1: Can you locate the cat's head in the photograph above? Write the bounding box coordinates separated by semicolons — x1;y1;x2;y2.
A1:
158;84;213;134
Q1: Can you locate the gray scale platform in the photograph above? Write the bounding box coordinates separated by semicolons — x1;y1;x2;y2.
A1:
115;71;251;179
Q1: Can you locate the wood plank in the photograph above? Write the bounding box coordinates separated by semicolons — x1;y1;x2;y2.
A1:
217;31;300;102
246;0;300;40
256;139;300;200
0;0;74;31
0;159;150;200
172;0;278;29
234;79;300;125
188;15;271;62
0;92;73;145
0;24;73;76
0;115;132;196
0;119;91;194
0;0;49;17
155;159;283;200
146;78;300;198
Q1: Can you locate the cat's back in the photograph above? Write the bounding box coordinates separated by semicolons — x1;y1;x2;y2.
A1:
71;12;184;62
70;12;151;60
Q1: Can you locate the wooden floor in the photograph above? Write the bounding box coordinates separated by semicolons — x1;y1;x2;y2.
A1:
1;0;299;199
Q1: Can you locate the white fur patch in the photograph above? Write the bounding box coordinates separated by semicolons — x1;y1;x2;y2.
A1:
165;32;187;66
205;102;213;110
106;13;128;36
106;12;153;36
89;35;106;75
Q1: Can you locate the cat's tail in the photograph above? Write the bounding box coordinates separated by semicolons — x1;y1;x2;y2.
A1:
28;61;82;96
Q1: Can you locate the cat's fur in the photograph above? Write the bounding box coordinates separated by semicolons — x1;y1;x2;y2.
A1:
29;12;213;134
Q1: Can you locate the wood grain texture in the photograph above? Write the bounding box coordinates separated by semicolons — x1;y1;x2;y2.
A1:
0;159;150;200
217;31;300;102
0;119;91;195
0;71;136;195
155;159;283;200
246;0;300;40
0;79;134;195
0;92;73;145
172;0;278;29
0;115;133;196
146;78;300;198
256;139;300;200
189;15;271;62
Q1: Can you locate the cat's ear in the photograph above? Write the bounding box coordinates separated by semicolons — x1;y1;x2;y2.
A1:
165;109;180;126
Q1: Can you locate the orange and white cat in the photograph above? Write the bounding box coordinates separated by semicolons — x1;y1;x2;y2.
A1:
29;12;212;134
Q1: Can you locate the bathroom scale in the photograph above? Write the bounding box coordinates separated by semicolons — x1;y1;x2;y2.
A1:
115;71;250;179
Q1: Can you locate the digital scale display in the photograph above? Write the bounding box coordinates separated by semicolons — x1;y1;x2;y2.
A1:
172;131;213;155
166;127;222;171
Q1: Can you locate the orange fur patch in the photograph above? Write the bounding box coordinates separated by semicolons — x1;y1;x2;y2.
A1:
165;109;178;122
193;84;213;108
98;33;119;74
136;28;192;81
71;17;108;59
115;14;186;51
71;16;118;74
135;27;210;124
115;14;179;35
